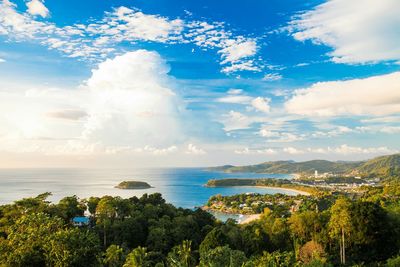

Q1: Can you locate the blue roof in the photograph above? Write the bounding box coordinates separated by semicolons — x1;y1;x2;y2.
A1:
72;216;90;223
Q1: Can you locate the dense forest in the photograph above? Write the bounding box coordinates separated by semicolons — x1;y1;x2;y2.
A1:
1;182;400;266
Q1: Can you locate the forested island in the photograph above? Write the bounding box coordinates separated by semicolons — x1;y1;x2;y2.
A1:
1;182;400;266
115;181;152;189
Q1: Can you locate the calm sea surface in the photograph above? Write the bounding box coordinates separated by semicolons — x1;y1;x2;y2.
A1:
0;168;294;209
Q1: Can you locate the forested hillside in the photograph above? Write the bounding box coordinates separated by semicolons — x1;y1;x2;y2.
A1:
1;187;400;266
209;154;400;179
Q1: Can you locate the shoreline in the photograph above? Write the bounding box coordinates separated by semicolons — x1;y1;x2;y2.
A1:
252;185;311;196
206;185;311;196
239;214;262;224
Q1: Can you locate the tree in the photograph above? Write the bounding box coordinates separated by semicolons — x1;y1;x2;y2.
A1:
87;197;101;217
251;251;295;267
199;246;247;267
0;212;63;266
44;228;101;267
124;246;148;267
104;244;126;267
299;240;326;264
167;240;196;267
328;197;352;265
96;196;117;247
54;195;86;222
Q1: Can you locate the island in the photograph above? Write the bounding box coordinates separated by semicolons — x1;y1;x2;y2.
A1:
115;181;152;189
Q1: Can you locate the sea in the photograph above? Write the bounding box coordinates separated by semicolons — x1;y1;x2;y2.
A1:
0;168;295;221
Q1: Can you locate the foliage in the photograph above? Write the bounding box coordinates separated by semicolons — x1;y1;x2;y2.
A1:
1;186;400;266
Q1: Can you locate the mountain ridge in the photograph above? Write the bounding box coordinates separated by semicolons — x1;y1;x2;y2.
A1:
209;153;400;178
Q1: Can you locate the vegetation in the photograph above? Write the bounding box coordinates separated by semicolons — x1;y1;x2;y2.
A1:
209;153;400;179
208;160;362;175
1;183;400;266
115;181;152;189
206;178;318;194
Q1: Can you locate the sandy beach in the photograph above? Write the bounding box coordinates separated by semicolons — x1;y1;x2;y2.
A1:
239;214;262;224
252;186;311;196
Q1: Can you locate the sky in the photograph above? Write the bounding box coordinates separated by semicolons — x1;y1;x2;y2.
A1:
0;0;400;168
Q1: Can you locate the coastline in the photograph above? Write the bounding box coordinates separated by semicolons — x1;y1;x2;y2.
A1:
239;214;262;224
205;184;311;196
252;185;311;196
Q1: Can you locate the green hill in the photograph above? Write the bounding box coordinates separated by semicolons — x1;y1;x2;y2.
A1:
209;153;400;178
209;159;362;175
357;154;400;178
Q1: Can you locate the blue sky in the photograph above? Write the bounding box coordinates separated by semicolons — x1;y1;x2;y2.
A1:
0;0;399;167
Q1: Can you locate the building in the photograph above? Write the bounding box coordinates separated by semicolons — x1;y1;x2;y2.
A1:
72;216;90;227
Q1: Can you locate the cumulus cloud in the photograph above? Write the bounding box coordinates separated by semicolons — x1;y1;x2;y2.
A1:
0;50;187;156
326;144;398;155
185;144;206;155
26;0;49;18
285;71;400;116
234;145;398;157
283;147;304;155
289;0;400;64
221;111;254;132
217;90;271;114
81;50;184;148
46;110;87;121
251;97;271;113
234;147;276;155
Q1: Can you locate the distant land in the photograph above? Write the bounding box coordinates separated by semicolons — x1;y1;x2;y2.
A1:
208;153;400;179
115;181;152;189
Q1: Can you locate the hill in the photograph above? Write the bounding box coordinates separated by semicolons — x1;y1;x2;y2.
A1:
209;153;400;178
357;154;400;178
209;160;362;175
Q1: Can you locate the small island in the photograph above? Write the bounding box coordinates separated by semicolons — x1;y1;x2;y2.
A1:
115;181;152;189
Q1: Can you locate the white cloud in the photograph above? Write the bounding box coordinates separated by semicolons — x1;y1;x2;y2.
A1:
235;145;398;157
217;95;252;104
139;145;178;156
0;58;5;63
328;144;397;155
185;144;206;155
221;61;260;74
0;50;187;156
82;50;184;148
26;0;49;18
98;7;184;43
227;89;243;95
289;0;400;64
0;1;262;73
46;109;87;121
251;97;271;113
221;111;254;132
380;126;400;134
283;147;304;155
286;71;400;116
262;73;282;81
234;147;276;155
219;39;257;64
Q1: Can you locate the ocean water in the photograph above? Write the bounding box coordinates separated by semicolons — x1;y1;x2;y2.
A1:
0;168;294;209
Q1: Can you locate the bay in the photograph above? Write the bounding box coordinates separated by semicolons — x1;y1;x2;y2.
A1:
0;168;295;209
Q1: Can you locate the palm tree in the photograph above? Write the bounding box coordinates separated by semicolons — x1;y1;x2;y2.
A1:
123;246;147;267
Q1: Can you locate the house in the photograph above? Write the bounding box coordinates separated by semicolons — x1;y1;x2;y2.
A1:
72;216;90;227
